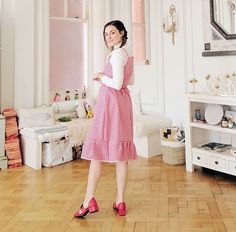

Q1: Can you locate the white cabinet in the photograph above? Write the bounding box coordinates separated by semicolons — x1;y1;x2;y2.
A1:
185;93;236;176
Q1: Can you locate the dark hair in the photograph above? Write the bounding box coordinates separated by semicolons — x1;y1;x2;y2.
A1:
103;20;128;48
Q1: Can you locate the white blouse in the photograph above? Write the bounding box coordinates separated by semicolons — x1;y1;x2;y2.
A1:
101;45;134;90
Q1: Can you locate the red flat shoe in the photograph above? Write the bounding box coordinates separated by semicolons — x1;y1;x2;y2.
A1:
113;202;126;216
74;197;99;218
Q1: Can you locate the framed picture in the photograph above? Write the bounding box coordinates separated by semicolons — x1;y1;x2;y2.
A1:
202;0;236;56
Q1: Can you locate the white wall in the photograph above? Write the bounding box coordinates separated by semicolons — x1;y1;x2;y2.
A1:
1;0;236;127
190;0;236;93
0;0;41;109
110;0;164;115
162;0;187;125
110;0;133;49
126;0;236;126
89;0;110;97
0;0;15;109
133;0;164;115
14;0;35;109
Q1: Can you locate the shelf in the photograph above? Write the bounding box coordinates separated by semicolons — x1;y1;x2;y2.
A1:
185;93;236;175
185;93;236;106
190;122;236;134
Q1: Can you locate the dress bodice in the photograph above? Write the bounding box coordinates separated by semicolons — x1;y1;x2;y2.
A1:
103;49;134;88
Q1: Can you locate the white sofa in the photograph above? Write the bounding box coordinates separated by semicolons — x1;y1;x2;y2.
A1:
130;90;172;158
19;99;95;170
19;93;171;169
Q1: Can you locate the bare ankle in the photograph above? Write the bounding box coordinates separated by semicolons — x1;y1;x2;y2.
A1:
83;195;94;208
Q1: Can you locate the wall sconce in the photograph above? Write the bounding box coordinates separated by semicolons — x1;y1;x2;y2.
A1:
163;4;177;45
228;0;236;13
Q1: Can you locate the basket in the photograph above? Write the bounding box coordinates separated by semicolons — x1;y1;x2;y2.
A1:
161;140;185;165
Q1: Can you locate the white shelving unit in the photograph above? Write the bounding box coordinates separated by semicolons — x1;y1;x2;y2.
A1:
185;93;236;176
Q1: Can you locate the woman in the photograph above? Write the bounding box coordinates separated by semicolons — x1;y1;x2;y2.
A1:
74;20;137;218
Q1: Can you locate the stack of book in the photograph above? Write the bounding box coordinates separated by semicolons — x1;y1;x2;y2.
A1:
0;115;7;170
200;142;231;152
2;108;22;168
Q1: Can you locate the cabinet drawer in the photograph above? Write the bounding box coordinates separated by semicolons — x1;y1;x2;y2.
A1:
209;156;226;172
229;161;236;175
192;152;207;166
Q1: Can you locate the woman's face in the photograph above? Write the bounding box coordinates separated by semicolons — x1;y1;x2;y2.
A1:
104;25;124;48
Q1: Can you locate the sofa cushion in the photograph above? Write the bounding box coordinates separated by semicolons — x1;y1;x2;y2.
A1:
18;106;55;129
76;103;87;119
20;124;69;141
52;98;97;120
52;100;79;113
57;118;92;145
134;114;172;137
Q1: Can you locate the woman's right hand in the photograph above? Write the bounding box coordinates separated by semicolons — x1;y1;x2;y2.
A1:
92;73;100;81
92;72;104;81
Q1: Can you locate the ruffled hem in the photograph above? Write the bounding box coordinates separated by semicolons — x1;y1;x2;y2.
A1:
81;138;137;162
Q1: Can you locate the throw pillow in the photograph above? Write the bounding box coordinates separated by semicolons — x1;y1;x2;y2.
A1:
76;100;87;118
130;89;142;115
52;100;78;114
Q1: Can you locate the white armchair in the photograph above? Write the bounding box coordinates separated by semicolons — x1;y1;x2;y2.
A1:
130;90;172;158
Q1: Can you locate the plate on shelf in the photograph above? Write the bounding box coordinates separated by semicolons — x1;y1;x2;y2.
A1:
205;104;223;125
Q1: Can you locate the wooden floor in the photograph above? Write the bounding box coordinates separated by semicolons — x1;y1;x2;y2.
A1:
0;156;236;232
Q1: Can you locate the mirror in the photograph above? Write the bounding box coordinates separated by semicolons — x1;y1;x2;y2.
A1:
210;0;236;39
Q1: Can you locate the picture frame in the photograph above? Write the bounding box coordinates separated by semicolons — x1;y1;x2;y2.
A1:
202;0;236;57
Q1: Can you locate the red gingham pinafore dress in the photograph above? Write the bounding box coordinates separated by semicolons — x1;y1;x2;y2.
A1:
81;48;137;162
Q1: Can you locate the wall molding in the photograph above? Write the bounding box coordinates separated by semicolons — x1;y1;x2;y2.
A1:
0;0;15;109
184;0;194;92
35;0;49;106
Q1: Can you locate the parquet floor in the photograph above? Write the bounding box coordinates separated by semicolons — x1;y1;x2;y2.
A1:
0;156;236;232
